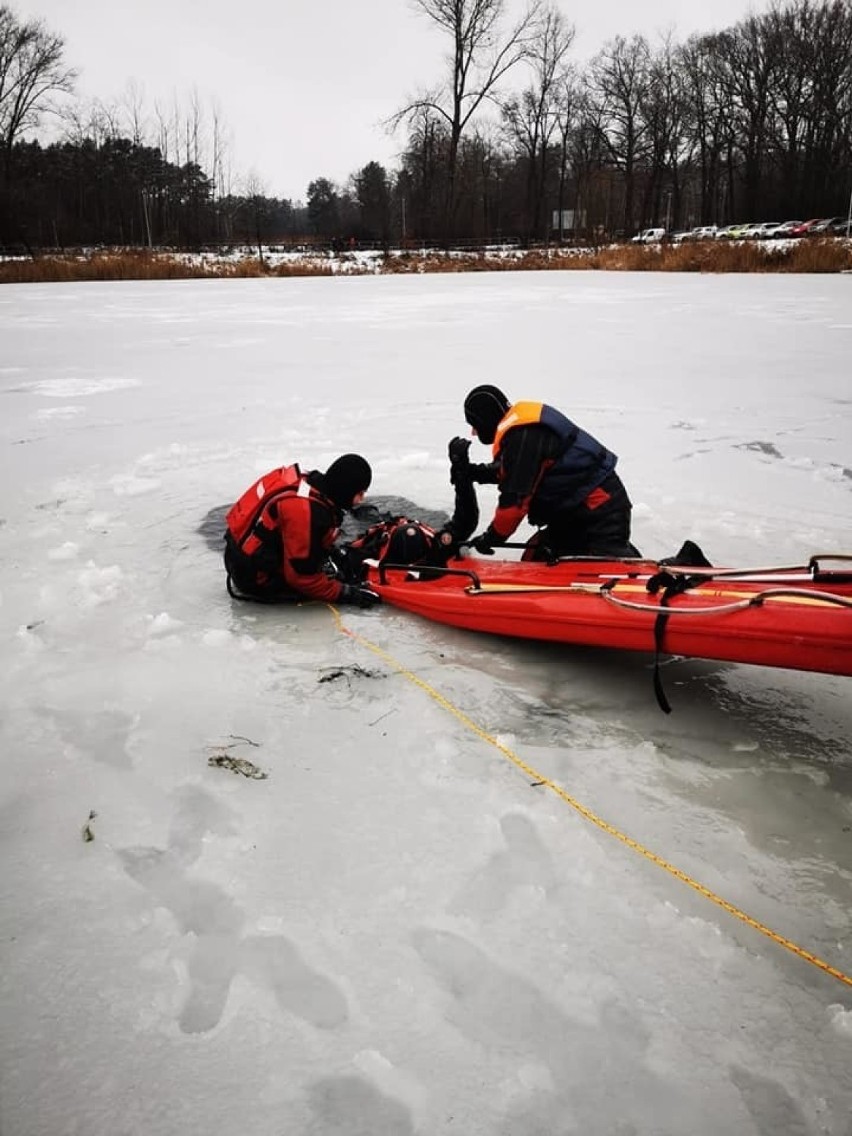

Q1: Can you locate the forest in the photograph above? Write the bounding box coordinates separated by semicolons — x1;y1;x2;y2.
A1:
1;0;851;252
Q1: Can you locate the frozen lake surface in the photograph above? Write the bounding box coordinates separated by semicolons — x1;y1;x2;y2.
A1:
1;272;851;1135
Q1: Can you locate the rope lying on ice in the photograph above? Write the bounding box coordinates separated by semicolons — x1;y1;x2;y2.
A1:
329;602;852;992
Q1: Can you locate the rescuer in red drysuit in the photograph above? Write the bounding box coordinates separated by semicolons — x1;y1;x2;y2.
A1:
224;453;380;605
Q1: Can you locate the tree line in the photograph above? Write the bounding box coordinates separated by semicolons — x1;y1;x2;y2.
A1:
1;0;851;253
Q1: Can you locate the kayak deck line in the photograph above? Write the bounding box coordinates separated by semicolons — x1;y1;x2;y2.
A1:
383;552;852;596
599;585;852;616
467;580;852;610
636;551;852;581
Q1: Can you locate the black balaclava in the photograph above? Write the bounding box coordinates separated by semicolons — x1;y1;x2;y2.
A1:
322;454;372;509
463;385;511;445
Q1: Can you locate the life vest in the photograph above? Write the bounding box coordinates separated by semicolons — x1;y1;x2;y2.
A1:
225;464;340;578
226;463;302;550
492;401;617;515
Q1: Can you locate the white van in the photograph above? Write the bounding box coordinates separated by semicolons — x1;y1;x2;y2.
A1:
631;228;666;244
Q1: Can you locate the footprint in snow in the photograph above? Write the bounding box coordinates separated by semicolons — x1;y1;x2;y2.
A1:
117;785;348;1034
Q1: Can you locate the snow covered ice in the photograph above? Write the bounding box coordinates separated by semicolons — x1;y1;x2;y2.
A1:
1;272;851;1135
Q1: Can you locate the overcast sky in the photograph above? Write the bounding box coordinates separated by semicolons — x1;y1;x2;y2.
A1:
25;0;770;201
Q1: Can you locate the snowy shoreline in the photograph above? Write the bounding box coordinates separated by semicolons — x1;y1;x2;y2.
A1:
2;235;852;283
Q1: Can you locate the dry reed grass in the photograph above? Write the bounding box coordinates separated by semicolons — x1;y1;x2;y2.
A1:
584;238;852;273
1;239;849;283
0;251;210;283
0;249;340;283
268;261;335;277
383;251;526;274
360;240;852;274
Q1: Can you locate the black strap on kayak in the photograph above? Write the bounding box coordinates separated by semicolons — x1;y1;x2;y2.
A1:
599;579;676;711
645;570;706;713
652;604;673;714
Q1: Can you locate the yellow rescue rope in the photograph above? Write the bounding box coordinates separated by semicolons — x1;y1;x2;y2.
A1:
329;604;852;990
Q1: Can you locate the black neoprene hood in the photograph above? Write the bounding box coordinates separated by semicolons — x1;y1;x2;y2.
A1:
464;385;510;444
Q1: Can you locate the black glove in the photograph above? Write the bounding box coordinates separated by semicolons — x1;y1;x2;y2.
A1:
326;546;365;585
448;436;472;485
470;528;500;556
448;436;471;468
338;584;382;608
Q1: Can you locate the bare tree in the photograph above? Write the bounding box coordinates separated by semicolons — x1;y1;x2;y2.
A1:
453;123;505;238
586;34;652;234
187;87;204;170
211;100;229;198
244;170;267;263
393;0;543;235
764;0;852;216
0;5;74;249
552;71;582;238
153;99;172;166
639;35;688;230
121;80;148;146
211;99;231;242
716;16;778;220
397;103;451;242
562;87;609;240
0;5;75;166
59;98;109;147
678;34;733;224
501;3;574;240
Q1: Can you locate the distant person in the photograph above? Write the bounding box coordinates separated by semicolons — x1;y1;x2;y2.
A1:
458;384;639;559
224;454;380;605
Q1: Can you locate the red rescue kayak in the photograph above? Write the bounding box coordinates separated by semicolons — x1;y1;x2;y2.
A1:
367;553;852;677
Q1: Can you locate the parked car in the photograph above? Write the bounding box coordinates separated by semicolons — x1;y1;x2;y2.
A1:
738;222;769;239
763;220;802;238
809;216;845;235
631;227;666;243
749;222;783;239
717;223;750;239
829;217;851;236
788;219;824;237
692;225;718;240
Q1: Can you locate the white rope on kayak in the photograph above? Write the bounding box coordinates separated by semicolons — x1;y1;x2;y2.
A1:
468;581;852;612
594;584;852;616
658;551;852;580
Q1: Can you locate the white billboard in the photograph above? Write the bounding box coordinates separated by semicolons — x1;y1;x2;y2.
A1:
552;210;577;231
